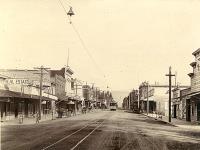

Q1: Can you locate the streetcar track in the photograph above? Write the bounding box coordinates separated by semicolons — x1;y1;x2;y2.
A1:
41;119;105;150
136;128;163;150
70;120;104;150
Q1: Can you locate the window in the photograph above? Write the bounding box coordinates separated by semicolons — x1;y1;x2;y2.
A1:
198;64;200;71
71;81;74;90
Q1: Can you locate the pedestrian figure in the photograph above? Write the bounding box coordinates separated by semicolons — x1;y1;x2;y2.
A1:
36;113;40;124
82;106;86;114
68;108;72;117
19;114;23;124
51;110;54;120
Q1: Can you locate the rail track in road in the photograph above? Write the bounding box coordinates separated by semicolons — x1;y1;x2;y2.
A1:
41;119;105;150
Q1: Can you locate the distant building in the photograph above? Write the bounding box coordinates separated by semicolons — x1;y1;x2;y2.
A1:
129;89;138;112
82;85;97;108
122;97;129;110
139;81;189;116
123;89;138;112
97;90;107;109
50;66;74;96
50;71;66;97
72;79;84;112
50;66;83;116
139;82;157;114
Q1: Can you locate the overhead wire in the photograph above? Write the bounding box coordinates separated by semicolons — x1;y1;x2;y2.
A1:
70;23;105;76
71;22;110;88
57;0;110;89
58;0;71;8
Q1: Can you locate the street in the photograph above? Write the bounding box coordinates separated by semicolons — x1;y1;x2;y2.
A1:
1;110;200;150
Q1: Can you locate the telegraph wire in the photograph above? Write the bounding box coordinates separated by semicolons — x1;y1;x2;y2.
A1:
57;0;110;89
70;22;105;76
70;23;110;89
58;0;71;8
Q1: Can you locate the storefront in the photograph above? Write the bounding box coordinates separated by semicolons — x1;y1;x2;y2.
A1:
0;97;15;121
56;95;74;117
190;95;200;123
0;90;37;121
0;89;57;121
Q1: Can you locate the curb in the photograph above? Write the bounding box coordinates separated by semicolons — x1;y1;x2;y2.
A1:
141;113;177;127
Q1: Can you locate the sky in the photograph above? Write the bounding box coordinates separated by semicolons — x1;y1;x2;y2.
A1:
1;0;200;93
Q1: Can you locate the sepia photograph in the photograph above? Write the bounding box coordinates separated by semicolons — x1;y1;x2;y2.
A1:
0;0;200;149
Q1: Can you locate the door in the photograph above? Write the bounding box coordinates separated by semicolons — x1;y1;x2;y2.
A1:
174;105;177;118
197;102;200;121
14;102;18;118
186;99;191;121
0;102;4;120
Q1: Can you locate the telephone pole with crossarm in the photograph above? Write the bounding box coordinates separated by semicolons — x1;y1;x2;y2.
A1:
34;66;50;120
166;66;175;122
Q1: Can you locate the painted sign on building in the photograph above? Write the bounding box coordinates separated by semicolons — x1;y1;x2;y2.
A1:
6;78;29;85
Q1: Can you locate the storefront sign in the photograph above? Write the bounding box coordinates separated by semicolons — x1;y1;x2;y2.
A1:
6;79;29;85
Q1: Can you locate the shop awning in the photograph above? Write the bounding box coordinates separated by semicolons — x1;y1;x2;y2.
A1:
58;95;69;101
173;91;200;100
67;95;84;102
0;89;17;97
0;97;11;102
0;89;57;102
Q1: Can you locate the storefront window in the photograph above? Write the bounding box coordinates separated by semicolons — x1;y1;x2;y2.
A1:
10;102;14;115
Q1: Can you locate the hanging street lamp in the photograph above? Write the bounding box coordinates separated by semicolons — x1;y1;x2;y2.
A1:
67;7;75;24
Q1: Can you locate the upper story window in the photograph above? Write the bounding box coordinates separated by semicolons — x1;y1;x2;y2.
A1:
197;64;200;71
71;81;74;90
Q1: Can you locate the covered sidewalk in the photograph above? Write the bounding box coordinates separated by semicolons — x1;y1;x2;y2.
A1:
0;89;57;122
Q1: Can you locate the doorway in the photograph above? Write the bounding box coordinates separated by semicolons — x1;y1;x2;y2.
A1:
173;105;177;118
197;102;200;121
186;99;191;121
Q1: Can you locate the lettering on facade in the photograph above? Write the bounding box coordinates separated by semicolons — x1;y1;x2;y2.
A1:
6;79;29;85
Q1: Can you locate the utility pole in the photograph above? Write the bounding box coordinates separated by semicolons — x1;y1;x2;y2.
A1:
34;66;50;120
74;79;84;114
129;93;131;110
75;82;78;96
95;87;97;102
166;66;175;122
90;83;95;107
146;82;149;115
137;89;140;113
95;87;98;108
74;79;77;115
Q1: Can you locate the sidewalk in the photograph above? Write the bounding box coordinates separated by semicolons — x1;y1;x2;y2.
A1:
1;109;102;126
1;114;57;126
142;113;200;130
